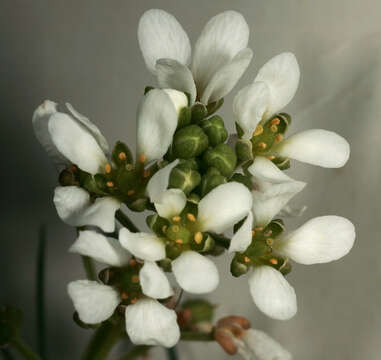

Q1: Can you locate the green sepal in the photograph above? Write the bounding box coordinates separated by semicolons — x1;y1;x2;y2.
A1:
94;174;109;192
230;256;249;277
112;141;133;167
206;98;224;116
169;163;201;195
79;171;107;195
236;139;253;162
144;86;154;94
235;122;245;138
203;144;237;177
187;193;200;204
0;306;23;346
260;255;292;276
264;219;285;239
271;156;291;170
115;169;139;197
200;115;228;146
230;173;253;190
181;299;215;323
146;214;170;237
165;242;183;260
178;106;192;128
191;102;208;124
73;312;100;329
173;125;209;159
58;168;77;186
200;167;227;196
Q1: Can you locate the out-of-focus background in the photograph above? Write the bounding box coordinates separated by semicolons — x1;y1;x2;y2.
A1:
1;0;380;359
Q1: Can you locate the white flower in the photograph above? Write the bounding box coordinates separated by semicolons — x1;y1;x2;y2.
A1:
138;9;253;105
247;216;355;320
67;230;179;347
32;101;109;174
120;161;253;294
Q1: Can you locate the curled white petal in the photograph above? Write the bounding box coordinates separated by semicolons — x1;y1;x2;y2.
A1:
248;266;297;320
200;48;253;104
156;59;197;104
138;9;191;74
229;212;253;253
192;11;249;96
155;189;187;219
278;204;307;218
119;228;165;261
163;89;188;114
69;230;130;267
67;280;120;324
140;261;174;299
172;251;219;294
233;82;270;139
125;298;180;347
53;186;120;232
254;52;300;119
242;328;292;360
276;216;355;265
248;156;292;186
137;89;178;162
276;129;350;168
198;182;252;233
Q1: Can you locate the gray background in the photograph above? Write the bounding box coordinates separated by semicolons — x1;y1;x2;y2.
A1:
1;0;380;359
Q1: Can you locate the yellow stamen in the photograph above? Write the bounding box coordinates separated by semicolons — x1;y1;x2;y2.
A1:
139;154;146;163
119;152;127;161
121;292;128;300
172;216;181;222
258;142;267;150
129;259;136;266
264;230;273;236
127;189;135;196
106;181;114;188
194;232;203;244
187;213;196;222
251;230;256;238
175;239;183;244
131;275;139;283
275;134;283;142
271;118;280;125
269;258;278;265
244;256;251;263
105;164;112;173
253;125;264;136
254;227;263;231
266;238;274;246
143;169;150;178
266;155;276;160
271;124;278;132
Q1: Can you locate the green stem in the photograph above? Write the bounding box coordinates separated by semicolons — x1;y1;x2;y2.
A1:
117;345;151;360
81;321;122;360
180;331;215;342
10;338;41;360
115;210;140;233
36;225;46;358
81;256;97;281
166;347;178;360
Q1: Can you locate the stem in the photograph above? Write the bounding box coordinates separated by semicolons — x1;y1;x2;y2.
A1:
81;256;97;281
180;331;215;342
81;321;122;360
166;347;178;360
117;345;150;360
10;338;41;360
36;225;46;358
115;210;140;233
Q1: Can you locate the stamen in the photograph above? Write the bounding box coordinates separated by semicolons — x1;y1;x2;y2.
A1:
143;169;150;178
275;134;283;142
139;154;146;163
175;239;183;244
106;181;114;188
251;230;256;238
129;259;136;266
187;213;196;222
126;163;133;171
131;275;139;283
244;256;251;263
121;292;128;300
127;189;135;196
264;230;273;236
266;238;274;246
269;258;278;265
105;164;112;173
253;125;264;136
172;216;181;222
118;152;127;161
194;232;203;244
254;227;263;231
271;124;278;132
258;142;267;150
271;117;280;125
266;155;275;160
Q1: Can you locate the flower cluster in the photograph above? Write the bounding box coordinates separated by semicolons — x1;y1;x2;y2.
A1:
32;8;355;358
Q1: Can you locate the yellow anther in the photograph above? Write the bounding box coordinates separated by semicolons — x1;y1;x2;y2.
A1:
130;298;138;304
264;230;273;236
253;125;264;136
271;124;278;132
171;225;180;233
162;225;168;233
187;213;196;222
244;256;251;263
269;258;278;265
131;275;139;283
143;169;150;178
266;238;274;246
258;142;267;150
255;227;264;231
119;152;127;161
139;154;146;163
106;181;114;188
126;163;133;171
129;259;137;266
266;155;276;160
194;232;203;244
275;134;283;143
121;292;128;300
251;230;256;238
172;216;181;222
175;239;183;244
105;164;112;173
127;189;135;196
271;118;280;125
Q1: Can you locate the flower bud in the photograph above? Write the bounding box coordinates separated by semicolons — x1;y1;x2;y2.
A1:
203;144;237;177
201;115;228;146
235;139;253;163
230;256;249;277
178;107;192;128
112;141;133;167
200;168;227;196
146;213;170;237
169;162;201;195
191;102;208;124
173;125;209;159
181;299;215;324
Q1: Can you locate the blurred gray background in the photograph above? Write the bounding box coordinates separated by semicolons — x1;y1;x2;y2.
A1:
1;0;380;359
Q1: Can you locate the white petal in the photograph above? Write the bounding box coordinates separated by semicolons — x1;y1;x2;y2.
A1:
172;251;219;294
248;266;297;320
229;212;253;253
276;129;350;168
233;82;270;139
53;186;120;232
248;156;292;186
278;204;307;218
243;329;292;360
139;261;174;299
156;59;197;104
125;298;180;347
254;52;300;118
48;112;107;174
66;103;109;154
163;89;188;114
147;160;179;202
155;189;187;219
192;11;249;94
69;230;130;267
67;280;120;324
138;9;191;74
276;216;355;265
200;48;253;104
119;228;165;261
32;100;67;165
137;89;178;162
198;182;252;233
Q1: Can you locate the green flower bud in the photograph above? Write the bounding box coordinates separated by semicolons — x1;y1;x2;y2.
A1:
231;256;249;277
191;102;208;124
146;213;170;237
206;98;224;116
200;168;227;196
201;115;228;146
169;163;201;195
203;144;237;177
0;306;23;346
230;173;253;191
178;107;192;128
181;299;215;323
235;139;253;163
112;141;133;167
173;125;209;159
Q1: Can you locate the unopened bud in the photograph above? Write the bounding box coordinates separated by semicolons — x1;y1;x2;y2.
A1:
231;257;249;277
173;125;209;159
169;163;201;195
200;168;227;196
191;102;208;124
201;115;228;146
203;144;237;177
230;173;253;190
235;139;253;162
178;107;192;128
181;299;215;324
